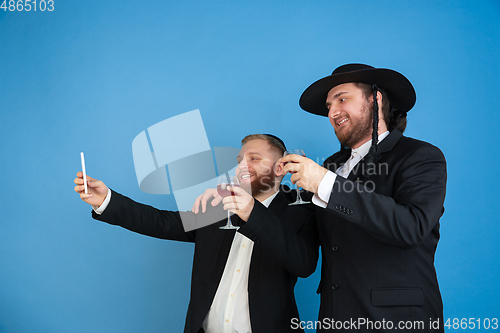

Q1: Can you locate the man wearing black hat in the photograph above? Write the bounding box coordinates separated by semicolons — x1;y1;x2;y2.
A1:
74;134;318;333
281;64;446;332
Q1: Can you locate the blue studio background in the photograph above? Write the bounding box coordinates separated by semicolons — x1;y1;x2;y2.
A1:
1;1;499;332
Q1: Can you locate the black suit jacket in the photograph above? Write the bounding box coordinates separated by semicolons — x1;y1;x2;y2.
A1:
313;130;446;332
92;188;318;333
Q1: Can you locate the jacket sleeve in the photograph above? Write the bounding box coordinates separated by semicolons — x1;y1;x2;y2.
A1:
92;190;199;242
325;143;447;248
237;200;319;278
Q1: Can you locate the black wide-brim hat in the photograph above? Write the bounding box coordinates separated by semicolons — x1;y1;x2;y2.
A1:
299;64;416;116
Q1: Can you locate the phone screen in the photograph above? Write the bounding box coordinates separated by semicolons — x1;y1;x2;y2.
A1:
80;152;88;194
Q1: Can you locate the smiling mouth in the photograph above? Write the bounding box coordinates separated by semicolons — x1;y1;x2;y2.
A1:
337;118;349;127
240;174;252;180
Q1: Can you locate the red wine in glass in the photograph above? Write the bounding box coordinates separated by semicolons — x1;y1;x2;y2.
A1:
217;184;240;198
217;175;240;229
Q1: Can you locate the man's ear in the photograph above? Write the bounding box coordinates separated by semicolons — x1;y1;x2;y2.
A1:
369;91;383;107
376;91;389;130
376;90;383;109
274;160;284;176
370;90;386;123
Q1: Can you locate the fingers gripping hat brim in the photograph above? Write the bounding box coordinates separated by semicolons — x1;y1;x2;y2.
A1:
299;64;416;116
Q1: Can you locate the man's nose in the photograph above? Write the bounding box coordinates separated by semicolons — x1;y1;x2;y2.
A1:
237;157;248;170
328;105;341;119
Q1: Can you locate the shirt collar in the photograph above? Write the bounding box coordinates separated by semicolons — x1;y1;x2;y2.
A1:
260;190;279;208
352;131;390;158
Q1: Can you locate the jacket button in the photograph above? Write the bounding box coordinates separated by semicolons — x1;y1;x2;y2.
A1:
335;205;340;210
332;246;338;252
332;284;339;290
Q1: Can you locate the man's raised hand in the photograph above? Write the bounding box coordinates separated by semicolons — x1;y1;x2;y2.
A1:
192;188;222;214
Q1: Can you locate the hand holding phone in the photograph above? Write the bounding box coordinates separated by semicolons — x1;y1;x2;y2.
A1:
74;154;109;207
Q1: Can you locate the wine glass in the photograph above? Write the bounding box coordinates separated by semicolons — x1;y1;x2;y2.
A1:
217;174;241;230
283;149;311;205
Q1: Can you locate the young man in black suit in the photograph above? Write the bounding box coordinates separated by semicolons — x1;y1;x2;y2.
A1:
281;64;447;332
75;134;318;333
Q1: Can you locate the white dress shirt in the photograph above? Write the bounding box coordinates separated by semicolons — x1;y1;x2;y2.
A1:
313;132;389;208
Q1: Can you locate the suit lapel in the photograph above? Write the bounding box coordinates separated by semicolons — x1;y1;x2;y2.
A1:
208;211;255;287
348;129;403;180
247;191;288;293
378;129;402;154
248;244;262;293
209;221;237;286
268;190;288;216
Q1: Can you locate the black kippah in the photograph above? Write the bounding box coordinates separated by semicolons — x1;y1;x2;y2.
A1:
263;134;287;151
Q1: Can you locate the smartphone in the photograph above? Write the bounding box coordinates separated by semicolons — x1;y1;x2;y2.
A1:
80;152;88;194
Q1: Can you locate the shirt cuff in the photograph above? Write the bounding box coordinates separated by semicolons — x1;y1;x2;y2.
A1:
312;171;337;208
93;188;112;215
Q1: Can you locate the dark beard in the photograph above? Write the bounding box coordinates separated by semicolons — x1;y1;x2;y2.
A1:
250;172;277;197
335;102;372;148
